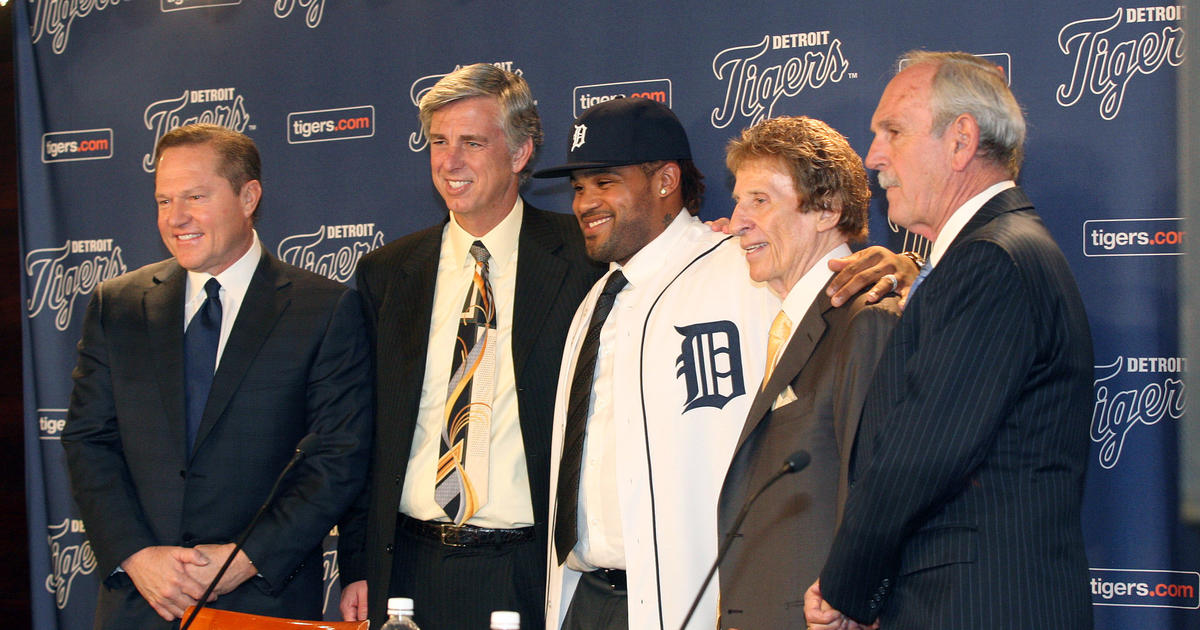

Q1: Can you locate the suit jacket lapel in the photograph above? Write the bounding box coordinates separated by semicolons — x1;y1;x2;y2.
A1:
512;205;568;377
733;288;833;454
192;253;291;457
946;186;1033;254
905;187;1033;316
146;263;188;460
383;230;440;383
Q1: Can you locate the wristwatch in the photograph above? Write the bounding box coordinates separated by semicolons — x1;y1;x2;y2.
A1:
900;250;925;270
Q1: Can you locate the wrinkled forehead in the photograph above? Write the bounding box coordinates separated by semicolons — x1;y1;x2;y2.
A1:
872;65;935;129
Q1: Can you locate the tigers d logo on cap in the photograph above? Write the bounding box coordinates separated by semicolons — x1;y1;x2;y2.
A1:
533;97;693;178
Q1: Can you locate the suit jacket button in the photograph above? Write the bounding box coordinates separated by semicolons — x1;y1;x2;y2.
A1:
394;474;402;485
385;544;394;553
179;469;186;478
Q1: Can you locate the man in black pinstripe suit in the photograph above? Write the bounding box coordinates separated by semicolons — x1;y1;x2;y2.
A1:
805;51;1094;629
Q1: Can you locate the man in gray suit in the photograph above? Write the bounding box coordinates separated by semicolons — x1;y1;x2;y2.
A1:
806;51;1094;630
63;124;373;629
716;115;901;629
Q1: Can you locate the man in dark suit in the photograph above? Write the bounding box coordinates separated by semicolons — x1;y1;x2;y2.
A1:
62;123;373;630
805;52;1094;629
336;64;603;630
717;116;901;629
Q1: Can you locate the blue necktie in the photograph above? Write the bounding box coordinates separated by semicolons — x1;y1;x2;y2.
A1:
908;263;933;302
184;278;222;451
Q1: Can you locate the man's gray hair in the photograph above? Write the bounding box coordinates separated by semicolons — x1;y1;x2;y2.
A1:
418;63;544;184
904;50;1026;178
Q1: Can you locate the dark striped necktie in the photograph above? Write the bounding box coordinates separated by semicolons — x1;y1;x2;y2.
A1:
554;270;628;563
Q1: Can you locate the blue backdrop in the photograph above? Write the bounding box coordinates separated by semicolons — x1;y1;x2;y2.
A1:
15;1;1196;628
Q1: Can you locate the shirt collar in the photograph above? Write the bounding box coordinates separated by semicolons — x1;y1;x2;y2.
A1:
779;242;852;321
929;180;1015;267
186;230;262;301
446;197;524;270
612;209;694;288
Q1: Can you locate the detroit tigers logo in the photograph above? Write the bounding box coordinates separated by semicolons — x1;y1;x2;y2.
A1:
570;124;588;151
675;320;746;411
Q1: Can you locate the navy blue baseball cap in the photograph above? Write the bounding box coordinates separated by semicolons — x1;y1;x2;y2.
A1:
533;97;693;178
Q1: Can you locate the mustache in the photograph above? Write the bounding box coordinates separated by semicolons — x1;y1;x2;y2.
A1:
876;171;900;188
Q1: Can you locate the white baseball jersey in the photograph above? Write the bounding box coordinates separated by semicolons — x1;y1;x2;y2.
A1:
546;212;778;630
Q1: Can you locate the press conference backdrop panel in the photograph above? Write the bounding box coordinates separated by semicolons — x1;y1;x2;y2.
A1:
14;2;1196;628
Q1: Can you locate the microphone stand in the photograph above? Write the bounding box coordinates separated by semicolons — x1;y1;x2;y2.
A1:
180;434;320;630
678;450;810;630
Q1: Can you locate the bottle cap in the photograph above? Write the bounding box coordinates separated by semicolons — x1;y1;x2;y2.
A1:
387;597;414;616
490;610;520;629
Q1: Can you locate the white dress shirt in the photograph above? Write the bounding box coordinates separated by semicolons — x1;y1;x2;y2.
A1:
776;243;853;345
767;243;852;408
400;198;534;528
928;180;1016;267
184;231;263;369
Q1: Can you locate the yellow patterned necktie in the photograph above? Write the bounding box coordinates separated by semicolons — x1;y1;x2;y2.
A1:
436;241;496;524
762;310;791;390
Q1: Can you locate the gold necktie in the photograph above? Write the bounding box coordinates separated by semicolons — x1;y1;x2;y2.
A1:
763;310;791;390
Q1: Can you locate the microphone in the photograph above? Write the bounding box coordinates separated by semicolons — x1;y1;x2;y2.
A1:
293;432;322;457
780;449;811;474
678;450;810;630
180;434;322;630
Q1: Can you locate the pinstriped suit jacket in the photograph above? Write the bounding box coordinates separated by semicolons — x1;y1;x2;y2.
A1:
819;187;1095;628
336;203;603;627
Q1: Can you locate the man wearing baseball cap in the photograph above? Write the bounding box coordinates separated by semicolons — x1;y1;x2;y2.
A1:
536;98;914;630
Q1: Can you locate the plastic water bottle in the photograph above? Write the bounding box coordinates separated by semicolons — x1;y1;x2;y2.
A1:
381;597;421;630
490;610;520;629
